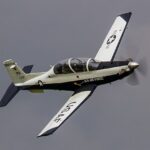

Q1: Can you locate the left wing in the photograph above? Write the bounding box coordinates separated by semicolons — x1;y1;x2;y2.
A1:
37;84;97;137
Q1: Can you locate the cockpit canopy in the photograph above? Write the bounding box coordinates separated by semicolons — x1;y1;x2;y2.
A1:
53;58;99;74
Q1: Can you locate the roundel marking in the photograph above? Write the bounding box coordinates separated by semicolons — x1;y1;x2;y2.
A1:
107;34;116;45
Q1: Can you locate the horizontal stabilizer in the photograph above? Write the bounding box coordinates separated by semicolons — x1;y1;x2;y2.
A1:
0;84;19;107
0;65;33;107
22;65;33;74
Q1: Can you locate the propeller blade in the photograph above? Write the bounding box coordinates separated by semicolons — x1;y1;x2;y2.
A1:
138;57;148;76
127;71;139;86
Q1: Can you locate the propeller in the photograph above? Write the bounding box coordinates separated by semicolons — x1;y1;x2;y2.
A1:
121;39;148;86
138;57;148;76
127;70;139;86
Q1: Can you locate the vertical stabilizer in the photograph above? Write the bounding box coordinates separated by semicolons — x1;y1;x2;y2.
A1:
3;59;27;84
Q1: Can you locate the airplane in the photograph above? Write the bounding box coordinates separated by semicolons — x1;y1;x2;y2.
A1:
1;12;139;137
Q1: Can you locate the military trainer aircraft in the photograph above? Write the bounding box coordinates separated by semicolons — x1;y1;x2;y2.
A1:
1;12;139;137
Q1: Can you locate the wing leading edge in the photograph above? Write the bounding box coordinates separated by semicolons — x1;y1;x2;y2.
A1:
95;12;132;62
37;84;97;137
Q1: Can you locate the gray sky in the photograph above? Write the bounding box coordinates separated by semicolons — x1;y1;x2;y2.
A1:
0;0;150;150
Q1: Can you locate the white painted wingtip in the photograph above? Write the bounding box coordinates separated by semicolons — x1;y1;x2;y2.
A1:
37;127;57;138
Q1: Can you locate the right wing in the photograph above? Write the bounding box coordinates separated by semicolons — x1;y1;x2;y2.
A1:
37;84;97;137
95;12;132;62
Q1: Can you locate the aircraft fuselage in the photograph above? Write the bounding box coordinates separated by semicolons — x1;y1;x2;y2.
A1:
19;60;134;91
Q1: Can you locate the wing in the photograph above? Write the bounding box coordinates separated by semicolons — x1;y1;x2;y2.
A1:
95;12;132;62
37;84;97;137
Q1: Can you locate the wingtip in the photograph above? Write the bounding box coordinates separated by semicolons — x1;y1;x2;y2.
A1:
37;132;45;138
37;128;57;138
37;132;46;138
37;134;43;138
119;12;132;22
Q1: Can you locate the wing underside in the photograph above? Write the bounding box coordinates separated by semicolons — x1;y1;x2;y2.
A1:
95;12;132;62
37;84;97;137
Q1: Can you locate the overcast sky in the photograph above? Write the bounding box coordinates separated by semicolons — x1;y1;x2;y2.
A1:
0;0;150;150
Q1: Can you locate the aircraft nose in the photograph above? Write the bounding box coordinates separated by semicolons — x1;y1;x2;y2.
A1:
128;62;139;69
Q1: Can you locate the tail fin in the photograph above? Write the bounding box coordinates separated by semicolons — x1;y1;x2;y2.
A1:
3;59;27;84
